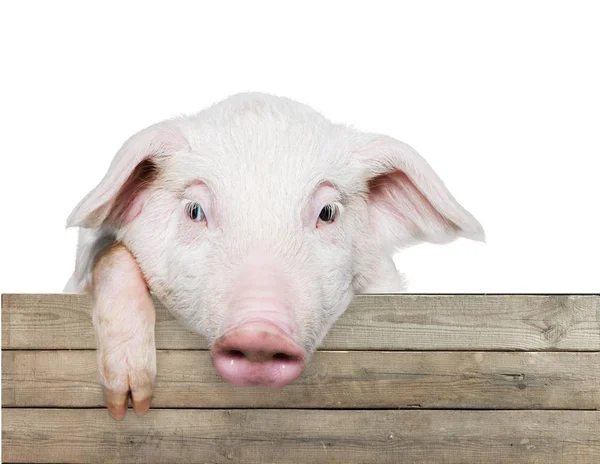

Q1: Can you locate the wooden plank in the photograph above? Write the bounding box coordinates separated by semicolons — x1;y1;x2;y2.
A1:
3;409;599;463
3;294;599;350
3;350;599;409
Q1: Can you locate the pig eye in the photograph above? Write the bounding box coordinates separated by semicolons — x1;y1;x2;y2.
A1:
318;204;337;225
186;202;206;222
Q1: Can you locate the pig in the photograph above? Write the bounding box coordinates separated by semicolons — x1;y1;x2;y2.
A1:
65;93;484;419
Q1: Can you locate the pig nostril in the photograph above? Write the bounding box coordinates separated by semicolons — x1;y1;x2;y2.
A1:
225;350;246;359
272;352;295;362
223;350;299;363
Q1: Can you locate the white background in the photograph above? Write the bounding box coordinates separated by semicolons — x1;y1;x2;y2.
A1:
0;1;598;294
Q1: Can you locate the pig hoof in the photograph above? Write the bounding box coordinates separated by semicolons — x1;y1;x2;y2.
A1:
98;349;156;420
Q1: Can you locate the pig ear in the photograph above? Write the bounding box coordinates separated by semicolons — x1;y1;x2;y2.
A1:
355;134;484;251
67;120;189;229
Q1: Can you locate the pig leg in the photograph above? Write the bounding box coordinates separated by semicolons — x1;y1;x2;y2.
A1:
90;242;156;420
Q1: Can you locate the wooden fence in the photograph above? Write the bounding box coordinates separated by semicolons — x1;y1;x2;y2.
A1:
2;294;599;463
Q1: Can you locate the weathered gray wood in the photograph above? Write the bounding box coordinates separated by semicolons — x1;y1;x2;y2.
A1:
3;294;599;350
3;350;599;409
3;409;599;464
2;295;600;463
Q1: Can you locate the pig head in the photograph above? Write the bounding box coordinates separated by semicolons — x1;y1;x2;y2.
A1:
65;93;483;418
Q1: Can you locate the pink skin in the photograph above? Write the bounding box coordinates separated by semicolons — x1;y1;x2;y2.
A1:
212;322;305;387
94;181;338;397
91;243;156;420
212;251;305;387
209;183;340;387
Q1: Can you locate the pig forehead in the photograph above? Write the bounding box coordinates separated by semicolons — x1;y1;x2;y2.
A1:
168;120;363;200
171;152;344;209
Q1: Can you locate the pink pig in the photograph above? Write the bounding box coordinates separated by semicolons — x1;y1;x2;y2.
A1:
65;93;484;419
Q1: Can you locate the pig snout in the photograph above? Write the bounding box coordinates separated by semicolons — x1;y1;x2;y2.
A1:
212;322;305;388
211;254;306;387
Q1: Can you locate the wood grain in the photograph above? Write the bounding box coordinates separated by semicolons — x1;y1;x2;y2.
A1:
3;350;599;409
3;409;600;464
3;294;599;350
